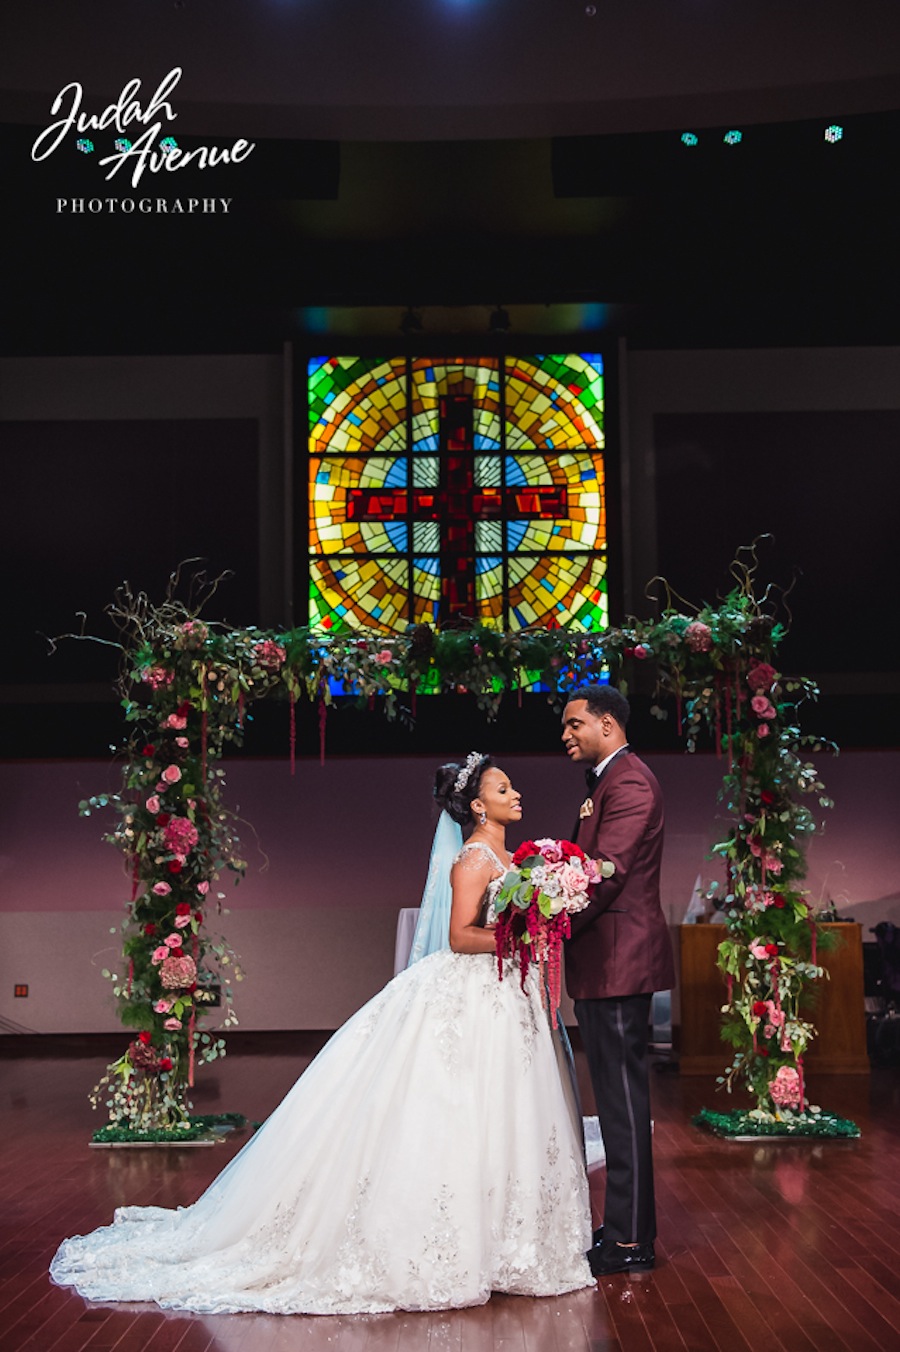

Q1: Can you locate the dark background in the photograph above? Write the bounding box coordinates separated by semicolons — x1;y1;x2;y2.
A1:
2;2;898;756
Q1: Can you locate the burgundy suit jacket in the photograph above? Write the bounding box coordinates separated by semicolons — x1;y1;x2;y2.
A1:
564;750;676;1001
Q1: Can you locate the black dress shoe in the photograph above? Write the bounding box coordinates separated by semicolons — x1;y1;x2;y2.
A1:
591;1226;604;1247
588;1240;655;1277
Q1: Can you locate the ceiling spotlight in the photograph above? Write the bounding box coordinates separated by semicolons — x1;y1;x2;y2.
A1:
489;305;510;334
824;124;844;144
399;307;423;335
723;129;743;146
681;132;699;148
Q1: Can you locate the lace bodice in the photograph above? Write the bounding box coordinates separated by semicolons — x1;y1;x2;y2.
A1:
454;842;508;925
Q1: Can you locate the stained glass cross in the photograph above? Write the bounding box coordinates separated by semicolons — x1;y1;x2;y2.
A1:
347;394;567;625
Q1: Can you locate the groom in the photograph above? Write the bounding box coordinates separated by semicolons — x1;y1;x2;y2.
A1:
562;683;675;1276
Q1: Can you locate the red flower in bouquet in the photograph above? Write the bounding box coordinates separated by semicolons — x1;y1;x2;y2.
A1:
493;838;614;1010
511;840;539;866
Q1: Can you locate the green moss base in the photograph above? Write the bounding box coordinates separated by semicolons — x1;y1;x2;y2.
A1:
693;1107;860;1139
91;1112;248;1145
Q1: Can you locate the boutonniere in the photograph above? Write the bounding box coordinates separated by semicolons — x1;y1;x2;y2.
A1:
579;797;594;820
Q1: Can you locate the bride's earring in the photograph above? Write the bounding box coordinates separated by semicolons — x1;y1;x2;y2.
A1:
478;810;487;826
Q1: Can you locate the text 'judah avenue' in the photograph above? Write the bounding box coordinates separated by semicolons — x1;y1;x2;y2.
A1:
33;68;255;188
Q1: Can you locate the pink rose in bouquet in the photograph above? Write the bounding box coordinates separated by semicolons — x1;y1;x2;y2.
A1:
161;764;182;785
494;838;614;1009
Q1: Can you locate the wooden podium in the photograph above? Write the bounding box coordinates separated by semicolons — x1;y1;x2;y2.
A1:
678;923;869;1075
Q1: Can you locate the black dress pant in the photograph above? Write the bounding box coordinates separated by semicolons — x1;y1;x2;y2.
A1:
574;993;656;1245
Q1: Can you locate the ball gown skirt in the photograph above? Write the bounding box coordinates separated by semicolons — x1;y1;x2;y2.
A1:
50;948;594;1314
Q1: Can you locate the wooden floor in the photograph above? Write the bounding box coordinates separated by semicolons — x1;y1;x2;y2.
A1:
2;1035;899;1352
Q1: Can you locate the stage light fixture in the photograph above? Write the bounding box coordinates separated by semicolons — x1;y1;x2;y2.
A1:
824;124;844;144
681;133;699;147
489;305;510;333
723;130;743;146
399;307;423;335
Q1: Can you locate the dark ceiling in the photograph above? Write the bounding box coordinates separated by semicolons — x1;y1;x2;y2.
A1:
2;1;899;353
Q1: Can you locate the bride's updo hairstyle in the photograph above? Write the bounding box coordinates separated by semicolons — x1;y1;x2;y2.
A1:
434;752;495;826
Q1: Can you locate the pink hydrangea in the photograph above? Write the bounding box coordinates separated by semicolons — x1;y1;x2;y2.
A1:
255;640;287;669
769;1065;802;1109
164;816;199;857
152;881;172;896
142;667;173;689
161;764;182;784
684;621;713;652
159;953;197;990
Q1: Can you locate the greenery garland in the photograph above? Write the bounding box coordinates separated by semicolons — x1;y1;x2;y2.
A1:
70;546;838;1133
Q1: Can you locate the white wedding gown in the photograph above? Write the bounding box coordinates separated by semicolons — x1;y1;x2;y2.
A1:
51;864;594;1315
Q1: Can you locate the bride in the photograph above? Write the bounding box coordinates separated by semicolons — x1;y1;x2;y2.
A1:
51;753;595;1315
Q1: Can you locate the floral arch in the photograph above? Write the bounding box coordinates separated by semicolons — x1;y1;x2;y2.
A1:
75;549;842;1140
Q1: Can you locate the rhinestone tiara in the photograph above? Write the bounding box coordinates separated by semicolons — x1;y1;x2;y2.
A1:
453;751;484;794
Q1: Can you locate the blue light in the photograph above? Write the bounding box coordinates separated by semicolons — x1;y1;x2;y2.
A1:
75;138;94;154
681;132;699;148
723;130;743;146
824;124;844;144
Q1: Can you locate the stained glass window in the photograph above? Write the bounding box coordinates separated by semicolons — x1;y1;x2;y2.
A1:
308;354;606;633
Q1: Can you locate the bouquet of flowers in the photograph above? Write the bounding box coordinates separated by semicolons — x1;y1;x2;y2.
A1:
493;837;615;1010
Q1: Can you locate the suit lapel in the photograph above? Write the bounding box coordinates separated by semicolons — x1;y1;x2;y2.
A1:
574;746;631;843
